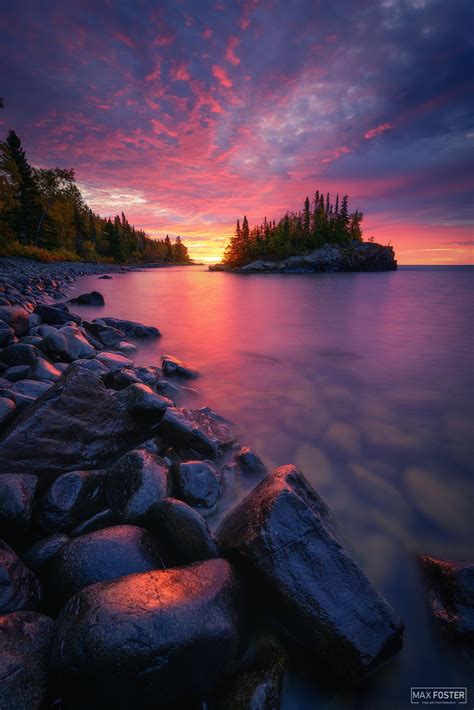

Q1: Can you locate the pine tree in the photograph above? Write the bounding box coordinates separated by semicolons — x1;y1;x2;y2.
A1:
5;130;40;241
303;196;311;240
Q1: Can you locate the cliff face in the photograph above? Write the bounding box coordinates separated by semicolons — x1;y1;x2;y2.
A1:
210;241;397;274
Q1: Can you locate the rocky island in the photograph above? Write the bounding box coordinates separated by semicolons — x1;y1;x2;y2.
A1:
0;257;470;709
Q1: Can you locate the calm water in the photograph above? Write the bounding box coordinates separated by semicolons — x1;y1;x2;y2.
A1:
70;265;474;709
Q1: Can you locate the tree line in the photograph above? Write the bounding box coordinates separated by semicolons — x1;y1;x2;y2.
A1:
0;130;191;263
223;191;364;267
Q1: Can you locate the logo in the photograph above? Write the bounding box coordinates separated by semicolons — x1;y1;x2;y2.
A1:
410;688;467;705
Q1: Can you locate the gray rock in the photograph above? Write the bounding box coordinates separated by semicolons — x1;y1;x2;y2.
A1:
0;343;41;367
70;508;117;537
0;611;54;710
117;382;170;421
37;469;106;533
175;460;221;510
235;446;267;476
218;464;404;681
40;325;96;362
51;558;242;707
69;291;105;306
0;319;16;347
34;304;81;326
95;316;160;338
96;350;133;371
12;379;52;399
27;357;62;382
3;364;31;382
0;540;42;614
0;306;29;335
0;396;15;431
22;534;70;573
0;474;37;541
45;525;165;608
107;449;170;524
157;406;237;460
162;355;199;379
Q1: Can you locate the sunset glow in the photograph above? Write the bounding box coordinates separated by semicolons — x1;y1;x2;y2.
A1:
1;1;472;263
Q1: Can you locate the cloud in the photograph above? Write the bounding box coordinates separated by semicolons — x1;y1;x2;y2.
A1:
364;122;393;140
212;64;232;88
225;37;240;66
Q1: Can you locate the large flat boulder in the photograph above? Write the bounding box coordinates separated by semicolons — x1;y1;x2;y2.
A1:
51;558;242;706
94;317;160;338
0;362;168;482
218;465;403;681
157;406;237;460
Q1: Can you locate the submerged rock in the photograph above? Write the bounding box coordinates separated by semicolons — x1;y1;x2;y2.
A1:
161;355;199;379
0;540;42;614
0;611;54;710
94;316;160;338
45;525;164;608
419;554;474;647
51;558;242;706
69;291;105;306
0;362;168;481
106;449;170;524
218;464;403;681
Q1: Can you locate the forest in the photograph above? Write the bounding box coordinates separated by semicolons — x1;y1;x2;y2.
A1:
0;130;191;264
223;192;364;267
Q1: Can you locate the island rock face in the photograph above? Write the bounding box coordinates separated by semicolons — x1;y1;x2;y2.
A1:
210;241;397;274
51;558;242;706
218;464;403;681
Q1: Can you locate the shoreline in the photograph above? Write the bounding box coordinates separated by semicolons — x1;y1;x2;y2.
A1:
0;258;457;709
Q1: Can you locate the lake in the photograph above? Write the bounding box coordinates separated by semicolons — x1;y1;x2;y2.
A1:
69;265;474;709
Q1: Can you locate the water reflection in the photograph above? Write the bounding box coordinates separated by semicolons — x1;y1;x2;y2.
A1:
69;265;474;708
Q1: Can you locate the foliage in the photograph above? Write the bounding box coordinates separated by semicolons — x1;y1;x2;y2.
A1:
0;130;192;264
223;190;364;267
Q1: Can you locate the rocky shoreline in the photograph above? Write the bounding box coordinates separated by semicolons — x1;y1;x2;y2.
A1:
0;257;470;708
209;240;397;273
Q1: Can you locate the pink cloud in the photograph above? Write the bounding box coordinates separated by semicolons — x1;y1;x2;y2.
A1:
201;28;213;39
145;62;161;82
153;33;175;47
212;64;232;88
364;122;392;140
113;31;136;49
321;146;352;163
225;37;240;66
170;62;190;81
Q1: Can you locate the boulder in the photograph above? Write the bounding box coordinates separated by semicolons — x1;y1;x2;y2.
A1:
3;364;31;382
117;382;170;421
0;540;42;613
419;554;474;646
95;316;160;338
70;508;117;537
0;396;15;431
12;379;52;399
104;366;143;390
0;319;15;347
211;635;287;710
45;525;165;608
146;497;220;566
27;357;62;382
0;306;29;336
175;460;221;510
96;351;133;371
0;474;37;540
34;304;81;326
98;274;113;279
40;325;96;362
161;355;199;379
157;407;237;460
37;469;106;533
83;320;124;349
235;446;267;476
106;449;170;524
22;534;70;573
69;291;105;306
218;465;404;681
0;611;54;710
0;362;170;482
51;558;242;706
0;343;41;367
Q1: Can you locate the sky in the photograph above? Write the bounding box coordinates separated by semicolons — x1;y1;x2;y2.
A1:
0;0;473;264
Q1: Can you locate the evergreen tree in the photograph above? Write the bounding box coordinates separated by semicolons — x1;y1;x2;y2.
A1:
5;130;40;241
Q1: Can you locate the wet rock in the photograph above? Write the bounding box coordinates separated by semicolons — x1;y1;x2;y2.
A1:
218;464;404;681
3;364;31;382
0;306;29;335
12;379;52;399
146;497;220;566
40;325;96;362
95;316;160;338
211;634;288;710
117;382;170;422
22;534;70;573
98;274;113;279
83;320;124;349
34;304;81;326
0;343;41;367
0;362;169;481
37;470;106;533
0;540;42;613
0;396;15;430
0;610;54;710
69;291;105;306
0;474;37;541
175;460;221;510
235;447;267;476
419;554;474;646
104;366;142;390
45;525;164;608
157;407;237;460
51;558;242;706
27;357;62;382
8;391;35;413
0;319;16;347
96;350;133;371
70;508;117;537
107;449;170;524
155;378;181;402
27;312;41;329
162;355;199;379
